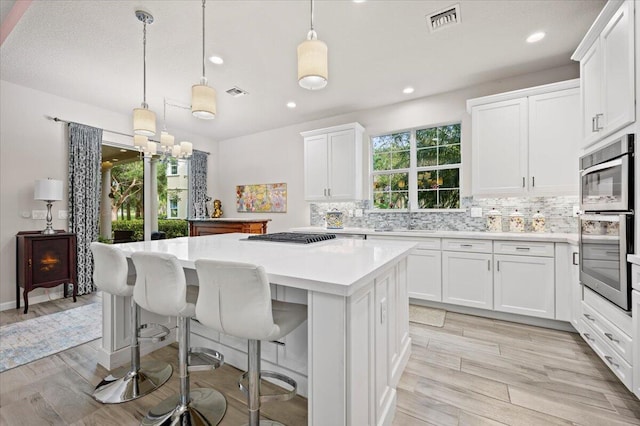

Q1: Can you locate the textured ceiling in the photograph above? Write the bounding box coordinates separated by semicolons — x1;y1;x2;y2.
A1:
0;0;605;142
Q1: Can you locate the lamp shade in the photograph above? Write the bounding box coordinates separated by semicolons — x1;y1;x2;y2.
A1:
146;141;158;155
172;145;182;158
191;84;217;119
34;179;63;201
160;131;175;147
297;38;328;90
134;134;148;148
133;107;157;136
180;141;193;156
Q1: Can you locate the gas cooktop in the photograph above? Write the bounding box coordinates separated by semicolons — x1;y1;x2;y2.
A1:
246;232;336;244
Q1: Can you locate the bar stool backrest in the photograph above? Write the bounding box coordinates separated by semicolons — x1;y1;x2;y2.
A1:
132;251;190;317
195;259;278;341
90;242;134;297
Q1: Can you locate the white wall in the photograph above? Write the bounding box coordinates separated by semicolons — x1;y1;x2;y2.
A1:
0;80;218;307
217;64;580;233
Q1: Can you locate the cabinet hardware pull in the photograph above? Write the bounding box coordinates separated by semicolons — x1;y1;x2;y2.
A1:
487;259;490;271
595;113;604;131
604;332;619;343
591;116;597;133
323;188;327;196
604;355;619;368
28;259;32;267
270;340;285;346
583;333;594;342
327;188;331;197
497;261;500;272
584;313;595;321
515;247;530;251
522;177;525;187
572;252;579;265
532;176;535;187
460;244;473;248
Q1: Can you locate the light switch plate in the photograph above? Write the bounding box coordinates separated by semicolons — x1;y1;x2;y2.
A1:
32;210;46;220
470;207;483;218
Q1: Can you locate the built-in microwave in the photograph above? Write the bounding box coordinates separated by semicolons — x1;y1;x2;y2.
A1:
580;135;634;212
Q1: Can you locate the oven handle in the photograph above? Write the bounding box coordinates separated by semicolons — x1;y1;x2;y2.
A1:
580;157;623;177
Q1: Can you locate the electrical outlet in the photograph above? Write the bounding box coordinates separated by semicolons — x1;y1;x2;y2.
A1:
20;211;31;218
354;209;363;217
32;210;46;220
58;210;68;219
470;207;483;218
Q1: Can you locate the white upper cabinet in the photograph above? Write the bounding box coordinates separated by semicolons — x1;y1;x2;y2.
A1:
467;80;580;197
301;122;364;201
572;0;635;148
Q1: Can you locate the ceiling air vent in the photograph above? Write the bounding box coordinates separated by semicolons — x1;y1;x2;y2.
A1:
226;86;249;97
426;4;460;33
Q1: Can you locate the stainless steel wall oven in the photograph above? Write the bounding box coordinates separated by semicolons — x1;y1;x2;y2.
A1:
579;135;634;311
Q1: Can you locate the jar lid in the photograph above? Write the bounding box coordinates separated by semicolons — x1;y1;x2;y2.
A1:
487;208;501;216
532;210;544;219
509;209;523;217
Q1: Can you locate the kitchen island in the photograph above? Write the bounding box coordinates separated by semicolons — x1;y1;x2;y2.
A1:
99;233;416;426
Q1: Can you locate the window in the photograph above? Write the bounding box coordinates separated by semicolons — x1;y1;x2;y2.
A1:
371;123;461;210
167;158;178;176
169;198;178;218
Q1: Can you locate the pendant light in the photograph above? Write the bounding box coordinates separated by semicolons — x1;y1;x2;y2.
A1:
297;0;328;90
191;0;217;119
133;10;156;136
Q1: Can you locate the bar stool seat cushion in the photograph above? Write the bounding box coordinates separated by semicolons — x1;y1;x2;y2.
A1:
91;242;136;297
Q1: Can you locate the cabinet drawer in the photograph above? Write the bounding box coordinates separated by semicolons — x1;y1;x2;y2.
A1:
581;302;632;364
368;235;441;250
494;241;554;257
579;319;633;390
442;238;492;253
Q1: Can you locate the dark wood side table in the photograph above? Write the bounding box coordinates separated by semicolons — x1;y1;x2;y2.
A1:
188;219;270;236
16;231;77;314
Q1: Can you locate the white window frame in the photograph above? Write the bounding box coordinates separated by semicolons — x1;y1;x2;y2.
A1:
370;122;464;212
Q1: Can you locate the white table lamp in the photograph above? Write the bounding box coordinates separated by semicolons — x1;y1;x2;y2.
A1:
34;178;63;234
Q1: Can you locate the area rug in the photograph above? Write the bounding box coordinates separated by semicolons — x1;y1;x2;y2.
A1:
0;303;102;373
409;304;446;327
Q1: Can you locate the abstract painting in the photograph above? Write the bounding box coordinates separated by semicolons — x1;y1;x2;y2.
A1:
236;183;287;213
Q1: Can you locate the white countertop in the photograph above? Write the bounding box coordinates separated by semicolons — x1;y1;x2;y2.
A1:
188;218;271;222
290;226;579;245
114;233;416;296
628;254;640;265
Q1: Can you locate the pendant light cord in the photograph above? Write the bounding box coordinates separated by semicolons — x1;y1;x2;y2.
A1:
201;0;206;79
142;20;147;107
310;0;314;31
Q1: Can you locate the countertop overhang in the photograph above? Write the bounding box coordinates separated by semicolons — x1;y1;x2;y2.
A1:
114;233;416;297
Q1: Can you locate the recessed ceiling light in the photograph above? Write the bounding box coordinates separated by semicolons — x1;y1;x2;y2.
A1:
403;86;415;94
353;0;366;3
526;32;545;43
287;101;297;109
208;55;224;65
120;149;127;152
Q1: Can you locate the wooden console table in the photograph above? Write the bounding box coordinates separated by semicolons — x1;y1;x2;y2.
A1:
189;219;270;236
16;231;77;313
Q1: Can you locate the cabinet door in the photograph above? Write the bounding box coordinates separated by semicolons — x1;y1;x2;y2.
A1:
328;129;357;199
633;290;640;399
494;254;555;319
407;249;442;301
570;247;582;329
442;251;493;309
304;134;329;200
601;0;635;137
580;40;603;147
472;98;528;195
528;88;580;194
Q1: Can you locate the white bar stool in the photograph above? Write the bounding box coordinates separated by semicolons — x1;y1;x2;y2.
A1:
132;251;227;426
195;259;307;426
90;242;172;404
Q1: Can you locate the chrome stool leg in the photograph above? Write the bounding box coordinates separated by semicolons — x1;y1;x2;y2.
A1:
142;316;227;426
93;297;172;404
239;340;297;426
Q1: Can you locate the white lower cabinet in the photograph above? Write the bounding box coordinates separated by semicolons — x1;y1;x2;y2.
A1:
494;254;555;319
407;249;442;301
442;250;493;309
633;289;640;399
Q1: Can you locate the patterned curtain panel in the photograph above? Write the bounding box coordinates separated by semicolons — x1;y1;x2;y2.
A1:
188;149;208;218
68;123;102;296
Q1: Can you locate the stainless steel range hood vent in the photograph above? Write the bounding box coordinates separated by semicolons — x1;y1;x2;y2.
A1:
426;4;460;32
226;86;249;97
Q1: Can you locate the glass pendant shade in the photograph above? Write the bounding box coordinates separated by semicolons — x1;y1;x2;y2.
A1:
133;107;156;136
160;131;175;147
180;141;193;156
297;36;328;90
134;134;149;148
191;84;217;119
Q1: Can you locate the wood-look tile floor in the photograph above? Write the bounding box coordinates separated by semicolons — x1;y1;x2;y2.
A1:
1;297;639;425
